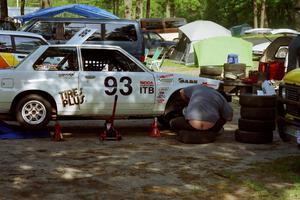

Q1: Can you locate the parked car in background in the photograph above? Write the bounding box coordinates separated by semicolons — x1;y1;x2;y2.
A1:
0;31;48;68
143;31;177;57
0;43;221;130
140;18;186;41
258;29;299;80
0;20;16;30
20;18;145;62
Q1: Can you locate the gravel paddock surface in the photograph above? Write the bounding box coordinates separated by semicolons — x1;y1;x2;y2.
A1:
0;101;299;200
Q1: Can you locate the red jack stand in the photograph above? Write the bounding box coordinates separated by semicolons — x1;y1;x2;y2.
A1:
51;121;64;141
100;95;122;141
149;117;161;137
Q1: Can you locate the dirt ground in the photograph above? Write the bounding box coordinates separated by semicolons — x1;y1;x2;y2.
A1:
0;99;299;200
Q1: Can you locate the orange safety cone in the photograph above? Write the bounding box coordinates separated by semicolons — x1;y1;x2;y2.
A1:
51;121;64;141
149;117;161;137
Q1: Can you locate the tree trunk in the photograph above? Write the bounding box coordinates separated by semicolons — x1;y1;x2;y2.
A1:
295;0;300;31
124;0;132;19
166;0;171;18
20;0;25;15
135;0;143;20
146;0;150;18
253;0;258;28
116;0;119;16
0;0;8;20
41;0;52;9
260;0;267;28
170;0;175;17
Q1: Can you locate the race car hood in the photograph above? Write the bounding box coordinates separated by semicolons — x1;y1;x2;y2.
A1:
155;72;222;89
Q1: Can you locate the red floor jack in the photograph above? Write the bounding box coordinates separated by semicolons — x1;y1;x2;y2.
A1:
100;95;122;141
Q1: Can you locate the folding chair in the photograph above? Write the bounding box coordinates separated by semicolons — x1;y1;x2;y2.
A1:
146;47;165;71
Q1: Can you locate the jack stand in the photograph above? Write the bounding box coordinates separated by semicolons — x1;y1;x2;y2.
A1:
51;121;64;141
100;95;122;141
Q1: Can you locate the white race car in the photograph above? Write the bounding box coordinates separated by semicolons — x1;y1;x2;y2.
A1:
0;43;221;129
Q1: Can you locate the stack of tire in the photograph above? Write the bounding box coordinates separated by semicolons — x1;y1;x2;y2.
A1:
199;66;223;80
235;94;277;144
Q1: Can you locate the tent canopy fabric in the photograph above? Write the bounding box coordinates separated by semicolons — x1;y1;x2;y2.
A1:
193;36;253;67
179;20;231;41
15;4;119;23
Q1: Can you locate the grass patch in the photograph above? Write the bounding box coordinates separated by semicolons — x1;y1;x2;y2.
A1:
218;156;300;200
162;59;198;68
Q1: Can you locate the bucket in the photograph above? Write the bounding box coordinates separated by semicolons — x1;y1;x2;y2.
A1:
227;53;238;64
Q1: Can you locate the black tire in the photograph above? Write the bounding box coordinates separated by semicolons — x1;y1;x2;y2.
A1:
277;117;291;142
238;118;275;132
235;129;273;144
200;66;223;76
239;94;277;107
158;110;183;128
166;46;176;58
177;130;217;144
240;107;276;120
15;94;52;130
223;63;246;72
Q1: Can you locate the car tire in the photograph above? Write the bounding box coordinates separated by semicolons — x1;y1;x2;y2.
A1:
200;66;223;76
240;107;276;120
239;94;277;107
223;63;246;72
15;94;52;130
177;130;217;144
277;117;291;142
235;129;273;144
158;110;183;128
238;118;275;132
166;46;176;58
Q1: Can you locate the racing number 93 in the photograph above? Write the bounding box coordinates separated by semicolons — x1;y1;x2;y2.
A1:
104;76;132;96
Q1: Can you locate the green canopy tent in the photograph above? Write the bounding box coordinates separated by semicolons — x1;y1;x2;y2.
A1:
193;36;253;67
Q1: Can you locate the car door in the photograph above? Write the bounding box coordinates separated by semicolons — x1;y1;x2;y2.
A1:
78;47;156;116
32;46;81;115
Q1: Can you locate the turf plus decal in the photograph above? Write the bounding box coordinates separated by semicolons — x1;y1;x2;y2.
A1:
59;88;85;107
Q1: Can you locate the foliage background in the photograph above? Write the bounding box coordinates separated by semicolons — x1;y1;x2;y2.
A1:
6;0;298;29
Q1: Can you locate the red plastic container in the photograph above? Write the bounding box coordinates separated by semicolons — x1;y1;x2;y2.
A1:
259;61;286;80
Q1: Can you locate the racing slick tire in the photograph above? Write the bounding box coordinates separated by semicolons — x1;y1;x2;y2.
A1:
15;94;52;130
176;130;217;144
238;118;276;132
223;63;246;73
277;117;291;142
240;107;276;120
158;110;183;128
235;129;273;144
239;94;277;107
200;66;223;76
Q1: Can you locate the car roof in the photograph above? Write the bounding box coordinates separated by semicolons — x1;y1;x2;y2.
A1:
45;43;124;50
0;30;46;39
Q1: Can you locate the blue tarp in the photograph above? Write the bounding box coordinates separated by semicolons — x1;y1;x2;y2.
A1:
15;4;119;23
0;121;49;139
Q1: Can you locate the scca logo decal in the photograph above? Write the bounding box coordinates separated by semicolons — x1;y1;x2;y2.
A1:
59;88;85;107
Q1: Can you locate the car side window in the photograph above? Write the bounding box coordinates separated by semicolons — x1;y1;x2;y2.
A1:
105;24;137;41
149;32;163;41
0;35;13;52
81;48;143;72
33;47;78;71
14;37;47;54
